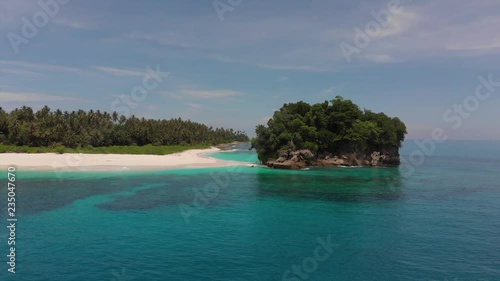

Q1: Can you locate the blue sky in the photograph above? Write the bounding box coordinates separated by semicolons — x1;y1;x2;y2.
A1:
1;0;499;139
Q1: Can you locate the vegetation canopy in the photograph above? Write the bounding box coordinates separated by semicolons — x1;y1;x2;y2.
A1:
251;96;407;163
0;106;249;151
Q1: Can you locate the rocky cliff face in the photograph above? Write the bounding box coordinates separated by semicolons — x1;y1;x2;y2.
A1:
266;148;400;170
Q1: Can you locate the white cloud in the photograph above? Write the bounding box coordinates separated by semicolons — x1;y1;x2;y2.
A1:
0;60;82;73
209;54;237;63
256;63;327;72
0;92;79;103
93;66;147;77
276;76;289;82
363;54;402;63
360;2;500;62
3;0;500;81
373;11;418;39
0;69;41;77
187;103;202;108
163;88;245;99
446;43;500;51
442;17;500;52
125;32;195;49
53;17;94;30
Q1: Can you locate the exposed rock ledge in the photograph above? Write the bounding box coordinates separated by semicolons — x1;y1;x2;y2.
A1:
266;149;400;170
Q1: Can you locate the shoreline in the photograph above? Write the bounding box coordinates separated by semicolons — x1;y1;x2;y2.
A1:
0;147;250;171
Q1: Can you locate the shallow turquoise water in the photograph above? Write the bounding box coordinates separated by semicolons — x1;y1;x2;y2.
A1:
0;141;499;280
208;143;259;163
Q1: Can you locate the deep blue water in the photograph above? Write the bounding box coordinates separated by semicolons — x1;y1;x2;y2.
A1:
0;140;499;281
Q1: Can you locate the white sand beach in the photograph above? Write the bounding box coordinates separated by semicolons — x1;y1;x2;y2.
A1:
0;147;245;171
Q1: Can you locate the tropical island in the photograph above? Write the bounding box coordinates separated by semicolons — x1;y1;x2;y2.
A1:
0;106;249;170
0;105;248;154
251;96;407;169
0;99;406;171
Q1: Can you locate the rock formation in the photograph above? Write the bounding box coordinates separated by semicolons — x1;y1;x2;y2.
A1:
266;148;400;170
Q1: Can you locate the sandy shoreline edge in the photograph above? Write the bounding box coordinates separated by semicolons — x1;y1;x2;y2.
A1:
0;147;251;171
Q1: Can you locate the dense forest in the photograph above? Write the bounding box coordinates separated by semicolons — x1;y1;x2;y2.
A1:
0;106;249;149
251;96;407;163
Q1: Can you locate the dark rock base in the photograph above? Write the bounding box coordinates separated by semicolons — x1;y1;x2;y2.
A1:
266;149;400;170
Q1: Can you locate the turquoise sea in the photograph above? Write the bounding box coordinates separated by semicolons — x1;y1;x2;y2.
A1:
0;140;499;281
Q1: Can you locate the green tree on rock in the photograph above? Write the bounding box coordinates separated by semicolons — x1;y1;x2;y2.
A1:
251;96;407;163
